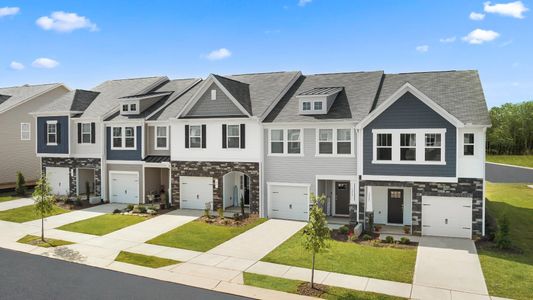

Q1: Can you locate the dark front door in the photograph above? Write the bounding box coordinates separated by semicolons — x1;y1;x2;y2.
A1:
387;189;404;224
243;175;250;206
335;181;350;215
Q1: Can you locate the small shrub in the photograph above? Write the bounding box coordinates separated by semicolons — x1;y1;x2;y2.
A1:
495;214;512;250
217;207;224;219
370;239;381;247
146;209;157;215
138;205;147;214
384;236;394;244
348;232;358;242
85;181;91;201
403;225;410;234
233;212;243;221
399;237;410;244
126;204;134;211
362;234;372;241
113;209;122;214
75;196;83;207
204;202;211;218
15;171;26;196
339;225;350;235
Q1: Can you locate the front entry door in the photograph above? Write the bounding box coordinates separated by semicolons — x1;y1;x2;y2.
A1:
335;181;350;215
387;189;404;224
242;175;250;206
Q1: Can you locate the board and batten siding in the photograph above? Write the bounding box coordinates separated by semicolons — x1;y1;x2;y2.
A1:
263;127;357;212
37;116;69;154
362;92;456;177
106;126;142;161
185;83;245;117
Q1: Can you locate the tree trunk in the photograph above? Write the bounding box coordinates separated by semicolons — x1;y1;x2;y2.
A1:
41;216;44;241
311;251;315;289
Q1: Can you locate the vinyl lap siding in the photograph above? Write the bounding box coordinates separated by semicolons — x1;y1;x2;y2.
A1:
106;126;143;161
37;116;69;154
186;83;244;117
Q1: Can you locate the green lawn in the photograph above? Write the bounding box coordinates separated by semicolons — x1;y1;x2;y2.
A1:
261;230;416;283
17;234;73;248
58;214;147;236
486;155;533;168
477;183;533;300
148;218;267;252
0;195;20;202
115;251;179;268
243;273;404;300
0;204;68;223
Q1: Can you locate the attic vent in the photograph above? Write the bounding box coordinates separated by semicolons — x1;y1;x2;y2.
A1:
211;89;217;100
296;87;343;115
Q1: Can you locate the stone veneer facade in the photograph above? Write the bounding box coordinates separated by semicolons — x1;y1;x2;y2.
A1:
171;161;260;213
355;178;484;238
41;157;102;198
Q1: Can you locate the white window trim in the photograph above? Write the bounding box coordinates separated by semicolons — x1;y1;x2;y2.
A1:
315;128;354;157
376;133;392;161
110;126;137;150
371;128;446;165
400;133;416;161
225;124;241;150
302;101;311;111
463;133;475;156
130;103;137;112
80;123;92;144
154;126;169;150
267;128;304;156
46;121;58;146
188;125;203;149
20;123;31;141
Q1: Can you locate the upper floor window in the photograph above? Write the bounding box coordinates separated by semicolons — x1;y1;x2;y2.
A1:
20;123;30;141
155;126;168;150
111;126;136;150
130;104;137;112
464;133;474;155
400;133;416;161
226;125;240;148
376;133;392;160
189;125;202;148
318;129;333;154
425;133;442;161
122;104;128;112
268;129;302;155
288;129;301;154
314;101;323;110
46;121;58;145
81;123;92;144
318;128;353;156
302;101;311;111
270;129;284;154
337;129;351;154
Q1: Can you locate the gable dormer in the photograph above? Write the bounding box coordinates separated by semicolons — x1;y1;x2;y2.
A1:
119;92;172;116
296;87;343;115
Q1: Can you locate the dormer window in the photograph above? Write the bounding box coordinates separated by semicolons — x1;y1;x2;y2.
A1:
211;89;217;100
120;101;140;115
122;104;128;112
302;102;311;111
130;104;137;111
297;87;343;115
314;101;323;110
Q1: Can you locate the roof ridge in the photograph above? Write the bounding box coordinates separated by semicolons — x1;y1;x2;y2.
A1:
213;74;249;86
306;70;384;76
0;82;61;90
392;70;476;75
104;76;165;82
227;71;299;76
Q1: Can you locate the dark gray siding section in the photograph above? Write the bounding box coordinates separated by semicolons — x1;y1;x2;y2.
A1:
106;126;142;161
37;116;69;154
363;92;456;177
186;83;245;117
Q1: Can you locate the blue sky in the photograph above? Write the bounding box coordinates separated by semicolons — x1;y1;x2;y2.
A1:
1;0;531;107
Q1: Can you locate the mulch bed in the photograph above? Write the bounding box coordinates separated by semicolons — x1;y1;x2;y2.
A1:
330;229;418;249
199;213;260;227
297;282;328;298
56;200;100;211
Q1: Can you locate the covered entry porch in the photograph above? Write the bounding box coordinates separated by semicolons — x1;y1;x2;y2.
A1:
316;175;358;223
144;163;171;206
363;185;413;233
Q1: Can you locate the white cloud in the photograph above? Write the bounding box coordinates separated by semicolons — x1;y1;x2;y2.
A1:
0;7;19;17
439;36;457;43
36;11;98;32
32;58;59;69
9;61;24;70
416;45;429;53
484;1;529;19
206;48;232;61
462;29;500;44
470;12;486;20
298;0;312;7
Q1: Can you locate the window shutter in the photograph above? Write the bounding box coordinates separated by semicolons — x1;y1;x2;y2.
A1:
56;123;61;144
201;124;207;148
184;125;189;148
240;124;245;149
222;124;227;149
77;123;82;143
91;123;96;144
43;122;47;144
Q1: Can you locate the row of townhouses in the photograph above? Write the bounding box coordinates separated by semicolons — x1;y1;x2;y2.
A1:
1;70;491;239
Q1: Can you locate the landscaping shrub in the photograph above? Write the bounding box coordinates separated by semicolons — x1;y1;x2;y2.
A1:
85;181;90;201
384;236;394;244
403;225;410;234
75;196;83;207
370;239;381;247
362;234;372;241
495;214;512;250
138;205;147;214
204;202;211;218
338;225;350;235
399;237;410;244
15;171;26;196
217;207;224;219
113;209;121;214
126;204;134;211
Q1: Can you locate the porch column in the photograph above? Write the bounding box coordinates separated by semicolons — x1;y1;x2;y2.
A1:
349;180;358;225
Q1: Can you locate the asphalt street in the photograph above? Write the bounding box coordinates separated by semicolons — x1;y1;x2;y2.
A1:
485;162;533;183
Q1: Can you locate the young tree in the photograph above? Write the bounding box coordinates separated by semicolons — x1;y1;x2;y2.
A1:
15;171;26;196
33;175;55;241
495;214;512;250
302;193;330;288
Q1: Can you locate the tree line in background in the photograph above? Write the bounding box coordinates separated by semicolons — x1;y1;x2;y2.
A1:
487;101;533;155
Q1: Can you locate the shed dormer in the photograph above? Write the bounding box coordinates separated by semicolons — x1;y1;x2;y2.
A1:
296;87;343;115
119;91;172;115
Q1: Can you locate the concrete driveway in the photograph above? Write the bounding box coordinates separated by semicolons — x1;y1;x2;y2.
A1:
413;237;488;297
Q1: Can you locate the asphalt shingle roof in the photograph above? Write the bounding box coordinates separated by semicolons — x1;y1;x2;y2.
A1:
0;83;64;114
213;74;252;115
37;89;100;113
297;87;344;96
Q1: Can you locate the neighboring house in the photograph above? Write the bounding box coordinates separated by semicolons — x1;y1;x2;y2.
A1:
0;83;70;186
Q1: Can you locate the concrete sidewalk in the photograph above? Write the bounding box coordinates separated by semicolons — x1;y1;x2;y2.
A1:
0;198;34;211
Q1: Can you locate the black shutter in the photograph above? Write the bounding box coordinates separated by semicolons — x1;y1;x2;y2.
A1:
77;123;82;143
56;123;61;144
201;124;207;148
222;124;227;149
184;125;189;148
240;124;245;149
43;122;47;145
91;123;96;144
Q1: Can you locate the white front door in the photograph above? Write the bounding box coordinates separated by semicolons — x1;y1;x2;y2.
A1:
109;172;139;204
180;176;213;210
422;196;472;239
269;184;309;221
46;167;70;195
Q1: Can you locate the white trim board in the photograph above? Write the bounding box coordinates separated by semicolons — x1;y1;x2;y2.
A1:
361;174;458;183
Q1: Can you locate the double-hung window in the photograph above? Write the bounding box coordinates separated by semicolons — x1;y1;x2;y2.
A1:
314;101;323;110
400;133;416;161
337;129;351;154
317;128;353;155
112;127;122;148
47;121;57;145
425;133;442;161
20;123;30;141
155;126;168;150
124;127;135;148
130;104;137;112
302;102;311;111
227;125;240;148
81;123;92;144
189;125;202;148
318;129;333;154
464;133;474;155
269;129;302;155
376;133;392;161
287;129;301;154
122;104;129;112
111;126;136;150
270;129;284;154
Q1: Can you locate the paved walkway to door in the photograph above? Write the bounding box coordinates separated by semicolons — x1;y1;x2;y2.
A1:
413;236;488;297
0;198;34;211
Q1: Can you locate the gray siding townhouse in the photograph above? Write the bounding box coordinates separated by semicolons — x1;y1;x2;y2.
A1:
0;83;70;186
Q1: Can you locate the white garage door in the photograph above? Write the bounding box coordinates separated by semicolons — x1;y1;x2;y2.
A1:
109;172;139;204
422;196;472;239
46;167;70;195
269;184;309;221
180;176;213;210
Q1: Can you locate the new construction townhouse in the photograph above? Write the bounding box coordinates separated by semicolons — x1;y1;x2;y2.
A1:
30;69;490;239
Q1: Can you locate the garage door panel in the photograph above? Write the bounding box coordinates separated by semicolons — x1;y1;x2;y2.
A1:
46;167;70;196
180;176;213;210
110;172;139;204
422;196;472;239
269;184;309;221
